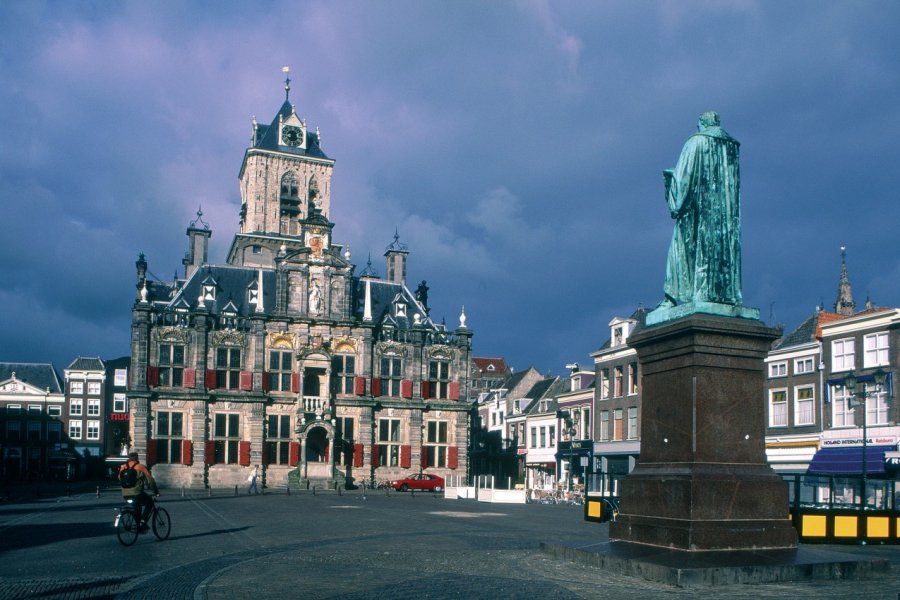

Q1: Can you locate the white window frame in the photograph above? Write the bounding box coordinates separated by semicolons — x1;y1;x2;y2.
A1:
794;357;815;375
86;420;100;440
69;421;83;439
599;410;610;441
793;385;815;426
70;381;83;394
769;389;788;427
113;393;127;413
87;398;101;416
831;384;854;428
627;407;638;439
48;405;62;417
865;383;889;426
70;398;83;416
863;332;889;368
114;368;128;386
831;338;855;372
768;362;787;378
87;382;101;395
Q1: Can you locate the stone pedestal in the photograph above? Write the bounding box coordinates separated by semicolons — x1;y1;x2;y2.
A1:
609;314;798;551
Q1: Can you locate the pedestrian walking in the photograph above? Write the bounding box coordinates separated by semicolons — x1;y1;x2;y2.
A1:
247;465;259;495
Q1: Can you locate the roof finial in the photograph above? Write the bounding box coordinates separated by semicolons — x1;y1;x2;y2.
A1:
190;205;210;230
282;66;291;101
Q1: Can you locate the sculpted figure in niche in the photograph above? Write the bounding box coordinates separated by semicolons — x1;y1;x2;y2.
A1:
308;283;322;316
659;111;742;308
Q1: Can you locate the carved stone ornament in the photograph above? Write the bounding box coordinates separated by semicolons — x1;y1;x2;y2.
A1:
268;332;295;350
376;341;408;358
212;330;245;347
332;336;357;354
158;326;191;344
427;345;454;361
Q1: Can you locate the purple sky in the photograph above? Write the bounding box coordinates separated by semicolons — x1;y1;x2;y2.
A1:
2;1;899;375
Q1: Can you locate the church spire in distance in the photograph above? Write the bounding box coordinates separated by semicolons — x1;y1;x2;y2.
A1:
834;245;856;317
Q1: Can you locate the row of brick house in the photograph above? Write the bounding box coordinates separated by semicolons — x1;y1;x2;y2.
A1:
0;357;130;480
472;250;899;495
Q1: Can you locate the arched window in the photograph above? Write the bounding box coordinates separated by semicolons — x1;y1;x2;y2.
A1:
279;172;301;217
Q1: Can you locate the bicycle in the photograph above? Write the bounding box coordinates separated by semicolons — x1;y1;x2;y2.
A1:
115;496;170;546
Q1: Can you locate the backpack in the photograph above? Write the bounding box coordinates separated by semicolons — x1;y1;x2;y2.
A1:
120;463;139;489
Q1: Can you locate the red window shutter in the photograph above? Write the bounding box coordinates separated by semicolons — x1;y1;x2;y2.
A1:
146;439;157;466
261;443;269;466
181;440;193;465
421;448;429;469
421;381;431;399
353;443;364;467
448;446;459;470
182;368;195;389
147;366;159;387
289;441;300;466
371;445;380;466
354;376;365;396
400;379;412;399
205;369;217;390
400;444;411;468
324;441;330;462
205;440;216;465
239;371;252;391
291;372;301;394
239;440;251;466
448;382;460;401
371;377;381;397
262;372;271;393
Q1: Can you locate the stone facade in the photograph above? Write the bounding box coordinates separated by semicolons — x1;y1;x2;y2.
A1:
127;78;472;490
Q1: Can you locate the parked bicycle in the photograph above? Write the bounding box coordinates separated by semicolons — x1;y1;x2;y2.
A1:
115;497;170;546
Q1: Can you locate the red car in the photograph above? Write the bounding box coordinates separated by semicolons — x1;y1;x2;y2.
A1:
390;473;445;492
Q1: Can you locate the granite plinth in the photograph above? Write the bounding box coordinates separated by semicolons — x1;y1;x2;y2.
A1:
540;540;890;588
609;314;797;551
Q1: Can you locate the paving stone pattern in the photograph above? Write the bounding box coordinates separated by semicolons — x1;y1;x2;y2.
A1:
1;486;900;599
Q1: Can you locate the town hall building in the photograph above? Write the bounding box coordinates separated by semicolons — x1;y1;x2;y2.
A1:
127;72;473;490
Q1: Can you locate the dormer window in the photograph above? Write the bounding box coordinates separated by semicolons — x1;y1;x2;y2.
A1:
201;275;217;303
395;302;407;318
613;327;623;346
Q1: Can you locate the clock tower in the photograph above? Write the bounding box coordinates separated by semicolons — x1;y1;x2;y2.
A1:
228;67;335;268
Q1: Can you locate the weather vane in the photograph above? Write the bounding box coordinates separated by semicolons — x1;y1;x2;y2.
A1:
282;66;291;101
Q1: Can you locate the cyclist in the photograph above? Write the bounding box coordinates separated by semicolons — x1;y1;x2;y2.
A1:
118;451;160;531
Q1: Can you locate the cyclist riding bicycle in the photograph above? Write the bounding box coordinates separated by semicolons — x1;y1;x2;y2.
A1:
118;451;160;531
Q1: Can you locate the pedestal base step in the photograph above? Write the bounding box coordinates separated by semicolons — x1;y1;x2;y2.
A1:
540;540;890;588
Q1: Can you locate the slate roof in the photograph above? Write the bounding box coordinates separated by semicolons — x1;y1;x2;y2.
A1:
0;363;63;393
502;369;534;392
162;265;277;317
773;310;845;350
253;101;330;160
356;279;433;330
66;357;105;371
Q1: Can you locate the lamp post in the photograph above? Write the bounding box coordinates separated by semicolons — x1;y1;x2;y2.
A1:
845;367;887;508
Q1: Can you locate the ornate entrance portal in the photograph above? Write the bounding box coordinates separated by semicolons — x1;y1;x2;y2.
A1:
299;422;333;481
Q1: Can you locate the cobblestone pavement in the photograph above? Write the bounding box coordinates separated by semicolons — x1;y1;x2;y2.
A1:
2;486;900;599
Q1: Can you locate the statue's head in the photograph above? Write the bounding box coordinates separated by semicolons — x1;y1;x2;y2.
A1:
698;111;720;129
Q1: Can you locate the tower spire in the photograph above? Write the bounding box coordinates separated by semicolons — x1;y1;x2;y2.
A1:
282;66;291;102
834;245;856;316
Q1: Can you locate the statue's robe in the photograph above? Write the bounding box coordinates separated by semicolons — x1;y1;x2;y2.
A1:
664;126;742;306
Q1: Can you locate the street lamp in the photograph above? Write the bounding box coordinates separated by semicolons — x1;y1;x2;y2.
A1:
845;367;888;508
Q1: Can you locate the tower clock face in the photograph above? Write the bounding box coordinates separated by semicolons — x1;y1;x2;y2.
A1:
282;125;303;147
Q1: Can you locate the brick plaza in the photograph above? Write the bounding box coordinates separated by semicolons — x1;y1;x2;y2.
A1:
2;484;900;599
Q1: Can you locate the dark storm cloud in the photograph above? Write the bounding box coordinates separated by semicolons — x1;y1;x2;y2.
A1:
1;0;899;374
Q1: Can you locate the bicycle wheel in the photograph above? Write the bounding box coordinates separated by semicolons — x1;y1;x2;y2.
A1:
116;510;139;546
151;507;171;540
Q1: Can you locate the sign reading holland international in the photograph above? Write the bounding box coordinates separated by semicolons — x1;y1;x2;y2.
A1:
822;436;897;448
